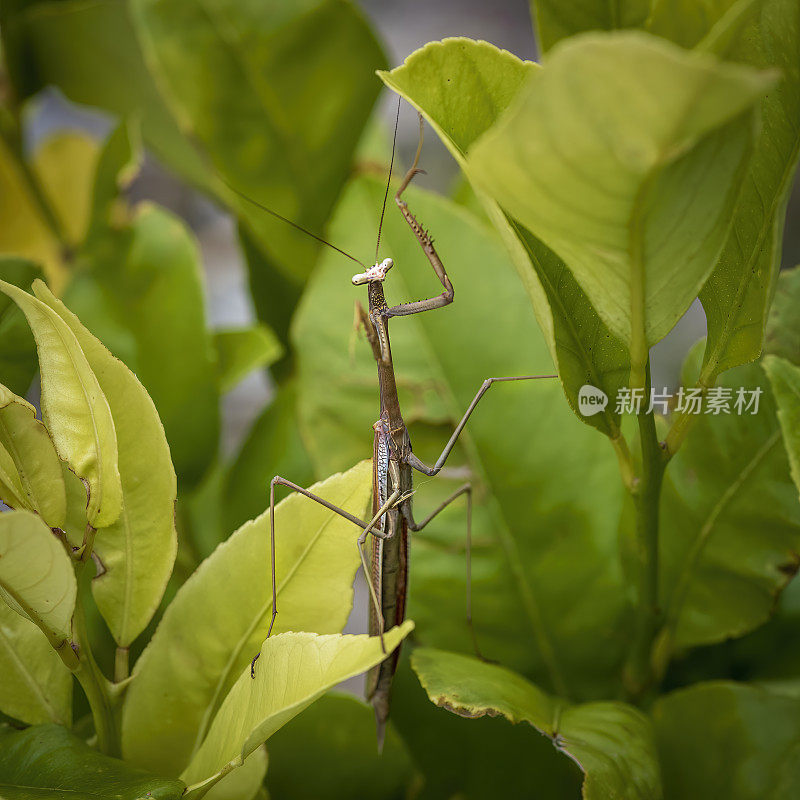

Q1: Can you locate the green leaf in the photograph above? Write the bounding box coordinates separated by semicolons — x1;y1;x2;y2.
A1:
763;355;800;497
202;748;267;800
379;37;631;440
5;0;214;191
412;648;662;800
33;281;177;647
653;682;800;799
0;724;185;800
130;0;385;289
0;280;122;529
221;379;314;535
0;384;66;528
87;120;143;241
293;176;629;700
765;265;800;366
0;258;39;396
122;462;371;777
266;692;414;800
68;202;219;490
214;324;283;393
468;31;773;387
530;0;651;52
180;625;414;789
0;601;72;726
657;360;800;657
697;0;800;381
0;510;76;648
389;655;581;799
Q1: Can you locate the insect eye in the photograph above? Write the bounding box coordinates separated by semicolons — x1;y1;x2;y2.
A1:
382;258;394;271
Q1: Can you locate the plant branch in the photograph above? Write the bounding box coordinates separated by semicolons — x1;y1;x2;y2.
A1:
623;360;668;700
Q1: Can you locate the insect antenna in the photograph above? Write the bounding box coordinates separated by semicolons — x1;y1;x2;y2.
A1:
222;178;367;268
375;95;402;262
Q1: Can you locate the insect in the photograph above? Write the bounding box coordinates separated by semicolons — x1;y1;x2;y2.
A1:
235;106;555;748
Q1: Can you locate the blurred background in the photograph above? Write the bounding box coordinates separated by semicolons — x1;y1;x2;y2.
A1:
20;0;798;459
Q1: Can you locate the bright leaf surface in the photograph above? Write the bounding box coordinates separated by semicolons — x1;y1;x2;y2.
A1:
202;748;267;800
180;625;414;789
266;692;413;800
0;280;121;528
412;648;662;800
214;324;283;393
379;38;630;440
0;510;76;647
763;355;800;497
294;176;629;700
0;599;72;727
0;384;65;528
468;32;773;386
122;462;371;776
658;360;800;654
34;282;177;648
654;682;800;799
0;724;184;800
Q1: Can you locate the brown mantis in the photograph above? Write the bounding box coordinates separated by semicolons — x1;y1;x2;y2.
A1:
235;108;555;748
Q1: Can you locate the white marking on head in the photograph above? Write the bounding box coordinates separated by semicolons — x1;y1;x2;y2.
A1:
352;257;394;285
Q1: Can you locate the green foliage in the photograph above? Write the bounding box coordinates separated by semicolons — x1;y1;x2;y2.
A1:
0;0;799;797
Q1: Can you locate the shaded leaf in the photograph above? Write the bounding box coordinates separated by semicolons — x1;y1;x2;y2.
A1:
0;258;39;396
180;625;414;788
654;682;800;799
0;723;184;800
214;324;283;393
696;0;800;380
763;355;800;496
530;0;650;52
379;37;631;439
266;692;413;800
203;748;267;800
657;360;800;657
293;176;629;700
389;655;581;800
0;384;66;528
33;281;177;647
221;379;314;534
130;0;385;297
0;599;72;726
0;279;122;528
0;510;76;647
68;202;219;490
122;463;371;776
413;647;662;800
765;265;800;366
468;32;773;387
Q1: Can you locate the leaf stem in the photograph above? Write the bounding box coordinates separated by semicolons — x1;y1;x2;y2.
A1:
623;360;667;699
72;587;120;756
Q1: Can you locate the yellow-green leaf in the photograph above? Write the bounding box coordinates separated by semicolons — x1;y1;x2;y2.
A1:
180;625;414;789
0;600;72;726
0;384;66;528
122;462;371;777
214;325;283;392
32;281;177;647
0;510;76;647
0;279;122;528
468;31;773;386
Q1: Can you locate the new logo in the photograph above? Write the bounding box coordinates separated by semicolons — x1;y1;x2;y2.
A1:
578;384;608;416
